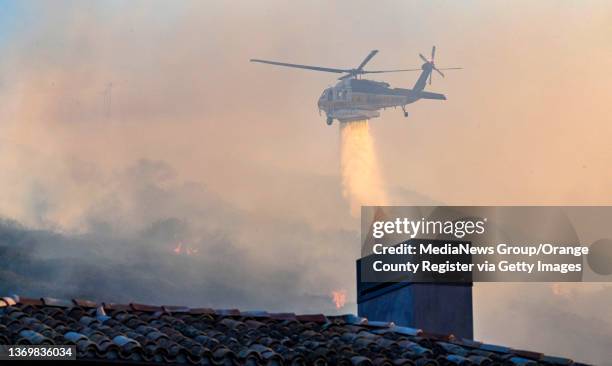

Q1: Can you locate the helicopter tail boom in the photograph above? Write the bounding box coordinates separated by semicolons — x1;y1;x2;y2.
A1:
417;91;446;100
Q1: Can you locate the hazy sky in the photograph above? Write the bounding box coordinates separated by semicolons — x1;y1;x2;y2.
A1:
0;1;611;364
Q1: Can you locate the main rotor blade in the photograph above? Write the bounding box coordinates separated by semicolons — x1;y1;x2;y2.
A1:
419;53;429;64
435;67;463;70
362;68;422;74
356;50;379;70
434;67;445;78
431;46;436;60
250;59;349;74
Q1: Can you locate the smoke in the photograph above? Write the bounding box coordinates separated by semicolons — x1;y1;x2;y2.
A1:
0;0;363;316
0;159;358;314
0;2;611;363
339;121;388;216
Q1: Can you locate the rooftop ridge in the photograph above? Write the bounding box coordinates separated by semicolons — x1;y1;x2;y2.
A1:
0;294;588;366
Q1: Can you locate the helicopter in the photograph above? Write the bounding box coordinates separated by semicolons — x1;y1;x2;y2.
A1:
250;46;461;125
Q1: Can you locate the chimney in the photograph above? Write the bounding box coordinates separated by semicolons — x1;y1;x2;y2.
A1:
356;239;474;339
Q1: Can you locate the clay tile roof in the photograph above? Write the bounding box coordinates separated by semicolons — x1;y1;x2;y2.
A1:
188;307;214;315
296;313;328;323
160;305;189;314
102;302;131;311
73;299;98;308
0;294;589;366
41;297;73;308
420;331;455;342
214;308;241;316
130;303;163;312
2;297;17;306
240;310;270;318
541;355;574;365
455;338;482;348
514;349;545;360
17;297;43;306
269;312;297;321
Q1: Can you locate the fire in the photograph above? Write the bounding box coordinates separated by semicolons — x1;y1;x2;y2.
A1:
172;242;199;256
331;289;347;309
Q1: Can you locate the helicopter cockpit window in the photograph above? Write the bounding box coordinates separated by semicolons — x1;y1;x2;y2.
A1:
320;89;331;101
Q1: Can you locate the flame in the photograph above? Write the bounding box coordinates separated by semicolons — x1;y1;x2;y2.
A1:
331;289;347;309
172;242;199;256
339;120;388;216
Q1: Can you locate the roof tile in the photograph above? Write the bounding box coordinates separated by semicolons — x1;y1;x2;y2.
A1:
268;312;297;321
73;299;98;308
41;297;73;308
540;355;574;365
239;310;270;318
188;307;214;315
455;338;482;348
130;303;163;312
215;308;241;316
512;349;543;360
161;305;190;313
296;313;328;323
364;320;394;328
103;302;131;311
0;294;584;366
479;342;513;354
509;356;539;365
2;297;17;306
18;297;44;306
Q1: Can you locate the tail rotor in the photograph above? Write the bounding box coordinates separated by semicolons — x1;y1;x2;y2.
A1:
420;46;461;85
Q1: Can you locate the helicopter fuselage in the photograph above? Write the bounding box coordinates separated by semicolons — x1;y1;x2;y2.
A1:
318;78;424;123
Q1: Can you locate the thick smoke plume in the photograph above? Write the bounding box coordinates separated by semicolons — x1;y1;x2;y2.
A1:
0;2;360;314
0;2;611;363
339;121;388;216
